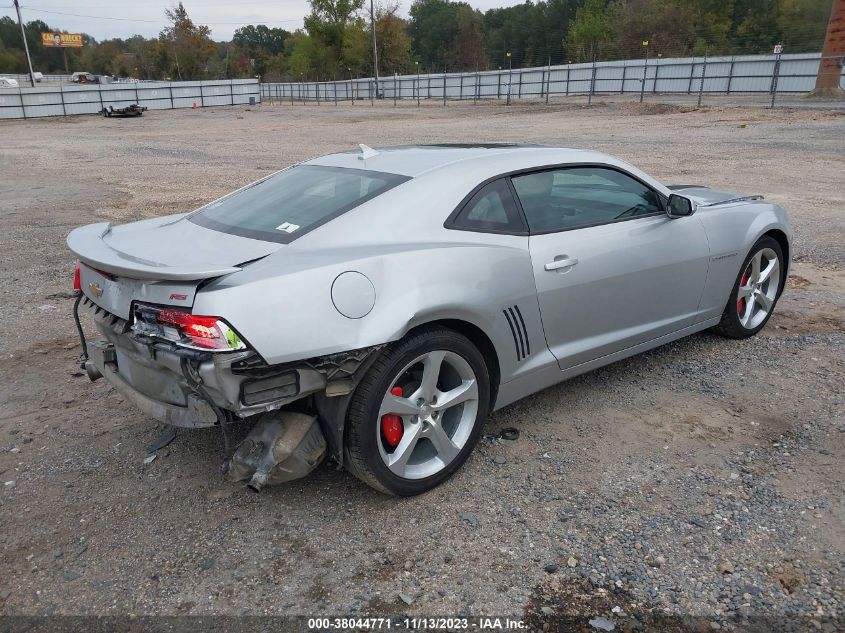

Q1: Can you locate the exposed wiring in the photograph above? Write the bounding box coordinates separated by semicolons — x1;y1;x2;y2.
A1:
72;293;89;365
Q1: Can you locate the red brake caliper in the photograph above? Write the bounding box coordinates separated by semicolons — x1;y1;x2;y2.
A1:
381;386;405;450
737;271;749;315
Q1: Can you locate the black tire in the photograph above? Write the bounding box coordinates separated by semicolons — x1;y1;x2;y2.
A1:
345;327;490;496
712;235;784;339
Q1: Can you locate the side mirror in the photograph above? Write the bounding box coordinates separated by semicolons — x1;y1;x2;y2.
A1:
667;193;696;218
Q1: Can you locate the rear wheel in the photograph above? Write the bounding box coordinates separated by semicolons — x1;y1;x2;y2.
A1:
712;236;784;339
345;327;490;496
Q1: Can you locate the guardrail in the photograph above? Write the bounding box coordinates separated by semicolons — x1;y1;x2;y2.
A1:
0;79;260;119
261;52;844;107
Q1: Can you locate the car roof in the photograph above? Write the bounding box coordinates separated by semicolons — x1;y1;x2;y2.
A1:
303;144;614;178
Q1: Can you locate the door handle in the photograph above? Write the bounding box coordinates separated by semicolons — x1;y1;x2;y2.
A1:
544;257;579;271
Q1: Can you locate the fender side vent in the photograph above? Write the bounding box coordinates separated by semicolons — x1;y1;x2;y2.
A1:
503;306;530;361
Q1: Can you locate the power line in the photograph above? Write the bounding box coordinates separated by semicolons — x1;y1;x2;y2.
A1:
21;7;161;23
19;0;301;6
19;6;303;25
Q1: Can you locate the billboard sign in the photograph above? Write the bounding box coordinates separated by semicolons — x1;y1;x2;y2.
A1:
41;32;84;47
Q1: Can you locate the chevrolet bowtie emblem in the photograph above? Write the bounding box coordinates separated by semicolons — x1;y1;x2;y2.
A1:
88;282;103;297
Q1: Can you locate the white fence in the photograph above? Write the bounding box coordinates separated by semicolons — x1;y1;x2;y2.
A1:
262;52;843;103
0;79;260;119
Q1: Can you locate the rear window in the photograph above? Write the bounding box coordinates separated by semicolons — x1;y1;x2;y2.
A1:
188;165;410;243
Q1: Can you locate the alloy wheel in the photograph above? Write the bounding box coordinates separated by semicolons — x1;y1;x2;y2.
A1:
737;247;781;330
376;350;479;480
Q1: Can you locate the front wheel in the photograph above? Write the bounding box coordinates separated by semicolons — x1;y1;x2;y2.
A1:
345;327;490;496
712;236;784;339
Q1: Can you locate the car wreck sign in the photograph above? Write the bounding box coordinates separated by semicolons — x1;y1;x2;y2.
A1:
41;32;84;47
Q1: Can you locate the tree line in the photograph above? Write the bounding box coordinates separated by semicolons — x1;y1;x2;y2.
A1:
0;0;832;82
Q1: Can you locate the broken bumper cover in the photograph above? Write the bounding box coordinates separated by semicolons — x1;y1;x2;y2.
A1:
86;337;328;428
87;340;219;427
82;298;383;429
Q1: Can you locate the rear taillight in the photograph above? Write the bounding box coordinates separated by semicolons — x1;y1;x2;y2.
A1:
156;310;245;351
132;304;246;352
73;261;81;292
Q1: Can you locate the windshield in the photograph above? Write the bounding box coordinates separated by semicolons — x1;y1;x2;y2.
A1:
189;165;410;243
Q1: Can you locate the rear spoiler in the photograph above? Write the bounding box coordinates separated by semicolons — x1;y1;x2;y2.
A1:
67;222;241;281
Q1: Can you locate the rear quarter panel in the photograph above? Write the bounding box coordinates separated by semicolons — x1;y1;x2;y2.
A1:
194;239;550;384
193;173;554;384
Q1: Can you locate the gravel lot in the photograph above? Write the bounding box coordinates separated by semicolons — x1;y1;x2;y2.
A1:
0;101;843;631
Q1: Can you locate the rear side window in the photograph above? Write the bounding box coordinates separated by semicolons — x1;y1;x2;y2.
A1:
511;166;661;233
189;165;410;243
450;179;525;234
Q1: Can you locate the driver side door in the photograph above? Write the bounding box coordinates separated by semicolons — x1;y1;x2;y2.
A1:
514;165;711;370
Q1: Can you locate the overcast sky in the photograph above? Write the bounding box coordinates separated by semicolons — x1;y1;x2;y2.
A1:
3;0;527;41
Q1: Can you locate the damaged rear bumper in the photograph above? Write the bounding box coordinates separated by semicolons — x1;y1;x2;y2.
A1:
86;340;219;427
88;338;334;486
81;297;382;432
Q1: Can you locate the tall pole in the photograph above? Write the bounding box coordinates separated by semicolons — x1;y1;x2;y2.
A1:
370;0;379;99
13;0;36;87
639;40;649;103
506;52;512;106
770;48;782;109
545;55;550;104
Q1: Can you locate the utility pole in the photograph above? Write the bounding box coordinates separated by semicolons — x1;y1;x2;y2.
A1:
506;51;512;105
639;40;649;103
13;0;36;87
813;0;845;96
545;55;550;105
370;0;379;100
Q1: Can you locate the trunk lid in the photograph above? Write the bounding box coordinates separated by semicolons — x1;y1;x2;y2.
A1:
68;214;281;319
67;214;281;281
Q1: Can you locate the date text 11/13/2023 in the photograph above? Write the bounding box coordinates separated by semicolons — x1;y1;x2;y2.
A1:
306;617;526;630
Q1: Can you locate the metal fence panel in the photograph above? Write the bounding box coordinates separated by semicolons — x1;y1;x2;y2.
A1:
3;73;73;83
260;52;843;104
0;79;260;119
0;90;23;117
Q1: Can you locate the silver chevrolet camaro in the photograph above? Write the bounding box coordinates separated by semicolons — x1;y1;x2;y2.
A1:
67;144;792;495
